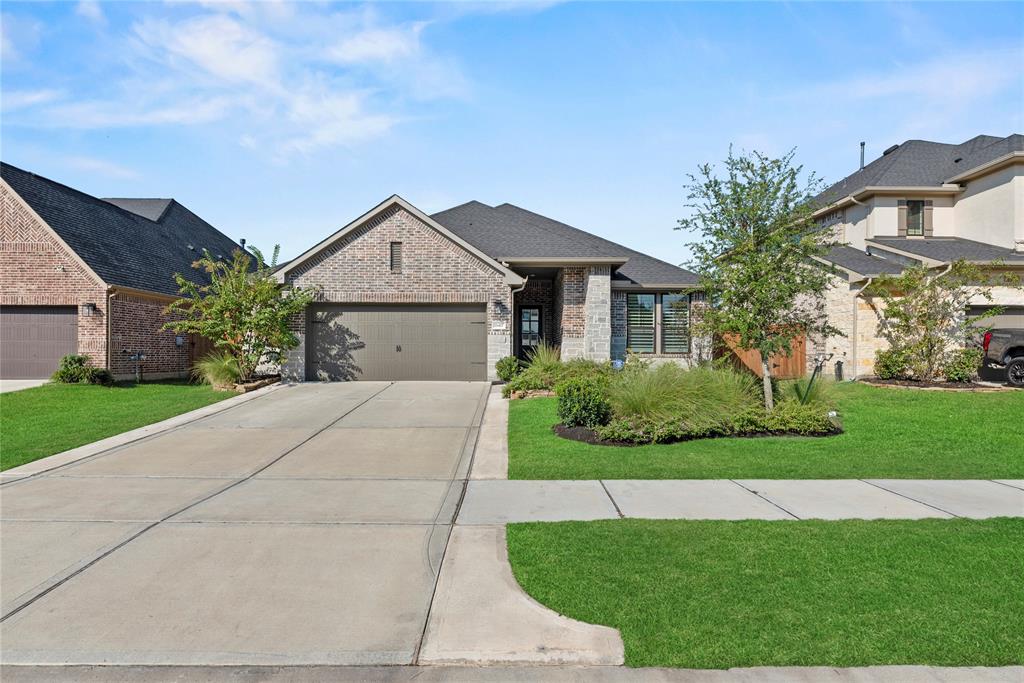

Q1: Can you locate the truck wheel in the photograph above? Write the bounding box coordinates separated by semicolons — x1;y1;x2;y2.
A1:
1007;357;1024;388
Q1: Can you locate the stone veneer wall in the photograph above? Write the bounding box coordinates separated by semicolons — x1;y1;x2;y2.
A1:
807;274;884;379
282;206;512;381
583;266;611;361
1;181;108;367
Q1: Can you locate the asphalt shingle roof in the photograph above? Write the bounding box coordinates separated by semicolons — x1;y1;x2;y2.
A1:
821;245;906;277
868;237;1024;264
818;134;1023;205
102;198;174;222
2;162;244;297
432;201;698;287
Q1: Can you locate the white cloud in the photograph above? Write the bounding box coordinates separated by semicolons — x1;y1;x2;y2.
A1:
44;97;233;128
2;89;64;112
328;24;425;64
76;1;106;25
65;156;139;179
1;12;42;62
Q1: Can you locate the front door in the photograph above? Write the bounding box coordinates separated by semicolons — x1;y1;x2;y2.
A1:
518;306;542;359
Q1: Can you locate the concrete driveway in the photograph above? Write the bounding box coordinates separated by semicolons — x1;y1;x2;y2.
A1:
0;381;489;666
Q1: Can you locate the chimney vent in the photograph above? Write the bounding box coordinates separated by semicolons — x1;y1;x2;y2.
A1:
240;238;246;249
859;142;865;170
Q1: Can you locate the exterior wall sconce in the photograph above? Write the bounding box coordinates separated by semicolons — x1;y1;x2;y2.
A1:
175;335;186;347
81;302;97;317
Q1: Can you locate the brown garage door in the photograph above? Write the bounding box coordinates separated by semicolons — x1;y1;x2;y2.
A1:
307;304;487;381
968;305;1024;330
1;306;78;379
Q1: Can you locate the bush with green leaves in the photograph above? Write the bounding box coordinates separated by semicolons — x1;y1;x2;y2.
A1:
556;376;611;428
502;343;612;396
495;356;523;382
942;347;983;383
874;347;911;380
780;376;836;406
191;350;242;389
50;354;114;386
758;399;837;435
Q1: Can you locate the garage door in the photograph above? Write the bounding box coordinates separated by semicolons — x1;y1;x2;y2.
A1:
968;305;1024;330
1;306;78;379
307;304;487;381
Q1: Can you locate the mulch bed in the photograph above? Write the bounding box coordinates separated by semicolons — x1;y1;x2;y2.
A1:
552;423;841;448
860;378;1012;392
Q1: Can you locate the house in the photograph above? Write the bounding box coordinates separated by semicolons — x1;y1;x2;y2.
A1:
276;196;701;381
0;162;244;380
811;134;1024;378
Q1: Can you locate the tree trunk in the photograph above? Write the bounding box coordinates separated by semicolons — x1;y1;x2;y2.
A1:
761;358;774;411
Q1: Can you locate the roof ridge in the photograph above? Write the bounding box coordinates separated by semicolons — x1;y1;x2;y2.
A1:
1;161;158;226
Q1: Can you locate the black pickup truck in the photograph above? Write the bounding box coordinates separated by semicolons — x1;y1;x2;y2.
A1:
982;329;1024;387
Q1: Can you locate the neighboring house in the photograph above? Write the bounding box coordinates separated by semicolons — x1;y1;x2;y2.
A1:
811;134;1024;378
276;196;701;381
1;162;244;380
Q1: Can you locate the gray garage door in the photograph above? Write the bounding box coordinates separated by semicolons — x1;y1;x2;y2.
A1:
1;306;78;379
968;305;1024;330
307;304;487;381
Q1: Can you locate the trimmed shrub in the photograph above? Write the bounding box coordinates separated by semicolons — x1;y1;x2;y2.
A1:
759;400;836;435
942;347;983;383
503;354;612;397
495;356;523;382
192;351;241;389
51;354;114;386
556;377;611;428
874;347;911;380
781;376;836;406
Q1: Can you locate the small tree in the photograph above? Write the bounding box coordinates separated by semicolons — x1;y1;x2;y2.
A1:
680;149;840;409
164;246;315;381
865;260;1015;381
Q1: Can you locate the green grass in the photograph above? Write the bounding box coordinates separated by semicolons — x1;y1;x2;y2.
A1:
1;380;232;470
507;518;1024;668
509;382;1024;479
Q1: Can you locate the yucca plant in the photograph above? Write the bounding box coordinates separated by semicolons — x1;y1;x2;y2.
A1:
192;351;241;390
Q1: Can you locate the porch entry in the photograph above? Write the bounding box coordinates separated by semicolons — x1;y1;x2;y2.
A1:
517;306;542;359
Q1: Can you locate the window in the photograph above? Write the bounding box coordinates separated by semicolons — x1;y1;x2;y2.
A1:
906;200;924;236
661;294;690;353
389;242;402;273
626;293;655;353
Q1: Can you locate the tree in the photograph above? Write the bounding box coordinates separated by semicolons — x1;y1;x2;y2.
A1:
164;246;316;381
680;149;840;410
865;260;1015;381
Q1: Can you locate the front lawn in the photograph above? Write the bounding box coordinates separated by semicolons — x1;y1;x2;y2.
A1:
509;382;1024;479
507;518;1024;668
1;380;232;471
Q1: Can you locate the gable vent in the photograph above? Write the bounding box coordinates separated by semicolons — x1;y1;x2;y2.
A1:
390;241;403;273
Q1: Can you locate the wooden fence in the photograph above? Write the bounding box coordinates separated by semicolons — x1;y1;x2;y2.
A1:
716;335;807;379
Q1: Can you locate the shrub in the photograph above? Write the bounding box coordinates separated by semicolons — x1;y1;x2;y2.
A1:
759;400;836;435
874;347;911;380
495;356;523;382
942;347;983;383
606;363;688;422
192;351;241;389
782;376;836;406
503;353;612;397
525;342;561;372
556;377;611;428
50;354;114;386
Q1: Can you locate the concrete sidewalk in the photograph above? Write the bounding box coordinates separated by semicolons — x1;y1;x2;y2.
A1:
458;478;1024;523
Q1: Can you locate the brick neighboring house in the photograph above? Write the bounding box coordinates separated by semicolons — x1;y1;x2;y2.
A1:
276;196;702;381
1;162;244;381
810;134;1024;379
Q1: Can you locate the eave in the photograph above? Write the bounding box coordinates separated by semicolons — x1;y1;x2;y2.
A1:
944;151;1024;183
812;185;962;219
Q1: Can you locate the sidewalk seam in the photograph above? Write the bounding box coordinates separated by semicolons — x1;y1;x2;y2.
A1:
728;480;801;520
858;479;960;518
598;481;625;519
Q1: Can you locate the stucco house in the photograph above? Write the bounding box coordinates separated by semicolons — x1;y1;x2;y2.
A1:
276;196;701;381
810;134;1024;378
1;162;244;380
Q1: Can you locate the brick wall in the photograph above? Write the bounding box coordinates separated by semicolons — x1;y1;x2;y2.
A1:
1;182;108;366
284;207;513;380
109;291;190;379
611;290;627;360
557;266;587;358
513;279;554;349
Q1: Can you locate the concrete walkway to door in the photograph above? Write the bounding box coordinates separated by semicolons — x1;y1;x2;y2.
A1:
1;381;493;666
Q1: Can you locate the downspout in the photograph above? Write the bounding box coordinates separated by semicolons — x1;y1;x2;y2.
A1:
106;288;116;372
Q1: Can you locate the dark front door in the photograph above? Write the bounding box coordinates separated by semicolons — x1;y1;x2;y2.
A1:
518;306;542;359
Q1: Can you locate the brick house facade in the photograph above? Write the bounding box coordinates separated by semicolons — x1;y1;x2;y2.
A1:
278;196;703;381
1;163;242;381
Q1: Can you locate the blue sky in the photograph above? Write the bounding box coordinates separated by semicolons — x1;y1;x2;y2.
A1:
2;1;1022;266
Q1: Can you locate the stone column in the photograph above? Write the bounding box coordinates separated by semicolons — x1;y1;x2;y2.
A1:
583;265;611;361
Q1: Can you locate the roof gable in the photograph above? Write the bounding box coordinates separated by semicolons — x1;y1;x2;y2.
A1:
1;162;245;297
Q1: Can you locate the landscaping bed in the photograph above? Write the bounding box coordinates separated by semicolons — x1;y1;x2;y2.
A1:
509;381;1024;479
507;518;1024;669
862;377;1012;392
0;380;233;471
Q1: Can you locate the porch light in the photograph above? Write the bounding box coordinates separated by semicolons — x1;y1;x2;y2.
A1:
81;302;97;317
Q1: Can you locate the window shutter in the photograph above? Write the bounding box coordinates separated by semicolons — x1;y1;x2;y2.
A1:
924;200;934;237
661;294;690;353
897;200;907;237
626;293;655;353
